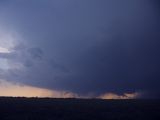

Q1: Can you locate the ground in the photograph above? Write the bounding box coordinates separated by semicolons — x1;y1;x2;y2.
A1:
0;97;160;120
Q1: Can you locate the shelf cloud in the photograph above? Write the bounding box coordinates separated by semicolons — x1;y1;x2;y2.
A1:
0;0;160;98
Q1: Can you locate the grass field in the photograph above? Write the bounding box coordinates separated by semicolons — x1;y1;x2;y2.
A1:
0;97;160;120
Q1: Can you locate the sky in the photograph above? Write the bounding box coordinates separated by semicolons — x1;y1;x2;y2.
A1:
0;0;160;99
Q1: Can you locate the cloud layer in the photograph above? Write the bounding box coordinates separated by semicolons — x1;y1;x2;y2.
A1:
0;0;160;98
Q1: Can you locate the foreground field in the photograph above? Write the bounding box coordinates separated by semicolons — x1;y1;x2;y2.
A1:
0;97;160;120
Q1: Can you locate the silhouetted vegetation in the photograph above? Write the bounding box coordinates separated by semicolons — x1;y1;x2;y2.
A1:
0;97;160;120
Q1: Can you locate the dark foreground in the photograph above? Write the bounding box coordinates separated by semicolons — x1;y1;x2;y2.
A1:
0;97;160;120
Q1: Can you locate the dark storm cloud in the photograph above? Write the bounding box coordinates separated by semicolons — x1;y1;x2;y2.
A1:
0;46;43;67
27;48;43;60
0;0;160;98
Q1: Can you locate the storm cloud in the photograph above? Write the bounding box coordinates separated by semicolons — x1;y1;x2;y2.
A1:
0;0;160;98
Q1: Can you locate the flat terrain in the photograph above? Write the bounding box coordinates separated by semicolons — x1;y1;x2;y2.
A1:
0;97;160;120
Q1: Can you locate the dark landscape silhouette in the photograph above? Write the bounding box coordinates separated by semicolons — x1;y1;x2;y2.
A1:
0;97;160;120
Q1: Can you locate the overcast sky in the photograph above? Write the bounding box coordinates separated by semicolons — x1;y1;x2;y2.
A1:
0;0;160;98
